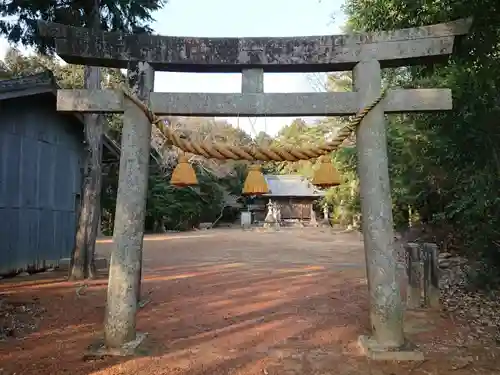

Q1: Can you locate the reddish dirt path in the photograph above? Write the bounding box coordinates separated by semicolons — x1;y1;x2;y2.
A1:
1;228;499;374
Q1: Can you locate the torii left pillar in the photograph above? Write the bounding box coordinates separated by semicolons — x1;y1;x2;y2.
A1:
103;61;154;351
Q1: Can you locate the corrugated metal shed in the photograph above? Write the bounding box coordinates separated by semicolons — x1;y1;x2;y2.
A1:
263;175;325;197
0;71;115;276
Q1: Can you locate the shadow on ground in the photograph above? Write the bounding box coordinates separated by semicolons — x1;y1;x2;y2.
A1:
0;229;499;375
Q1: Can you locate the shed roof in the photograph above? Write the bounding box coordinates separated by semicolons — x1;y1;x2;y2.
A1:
0;70;57;99
263;175;325;197
0;71;122;158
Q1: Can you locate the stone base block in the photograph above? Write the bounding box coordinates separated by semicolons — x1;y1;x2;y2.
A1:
84;332;148;359
358;335;424;361
263;221;280;231
320;219;332;227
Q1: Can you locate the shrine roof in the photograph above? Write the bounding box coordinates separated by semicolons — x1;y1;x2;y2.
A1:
263;175;325;198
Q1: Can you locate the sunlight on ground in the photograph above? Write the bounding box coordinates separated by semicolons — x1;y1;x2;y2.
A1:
2;229;493;375
96;233;216;244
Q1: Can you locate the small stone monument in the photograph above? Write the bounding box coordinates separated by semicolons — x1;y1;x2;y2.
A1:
263;199;277;229
273;202;282;227
310;206;318;227
321;203;331;227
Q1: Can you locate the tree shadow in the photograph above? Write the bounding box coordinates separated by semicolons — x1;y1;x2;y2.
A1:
1;230;490;375
0;262;373;374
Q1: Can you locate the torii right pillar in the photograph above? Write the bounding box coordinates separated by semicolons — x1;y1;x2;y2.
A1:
354;58;412;359
352;25;470;357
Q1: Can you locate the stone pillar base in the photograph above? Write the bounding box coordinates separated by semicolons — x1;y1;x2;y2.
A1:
320;218;331;227
84;332;148;359
357;335;424;361
263;220;279;231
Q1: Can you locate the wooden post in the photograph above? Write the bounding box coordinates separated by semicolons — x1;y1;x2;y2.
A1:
103;61;154;349
422;243;440;308
405;242;421;309
354;59;404;349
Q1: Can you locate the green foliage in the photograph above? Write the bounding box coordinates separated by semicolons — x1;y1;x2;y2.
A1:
323;148;359;227
100;153;248;235
144;162;247;232
263;111;362;228
1;47;125;85
342;0;500;286
0;0;166;52
254;131;273;147
269;117;343;177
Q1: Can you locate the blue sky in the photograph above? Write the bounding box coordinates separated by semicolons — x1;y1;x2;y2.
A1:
0;0;346;136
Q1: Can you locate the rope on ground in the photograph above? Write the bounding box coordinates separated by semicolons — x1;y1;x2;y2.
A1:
121;85;390;162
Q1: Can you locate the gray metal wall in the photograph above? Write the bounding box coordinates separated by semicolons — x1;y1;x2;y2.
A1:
0;94;83;275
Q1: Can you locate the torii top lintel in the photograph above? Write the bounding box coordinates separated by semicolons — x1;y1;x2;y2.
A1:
38;18;472;73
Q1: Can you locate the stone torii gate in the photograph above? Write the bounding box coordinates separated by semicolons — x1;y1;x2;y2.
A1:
39;18;471;358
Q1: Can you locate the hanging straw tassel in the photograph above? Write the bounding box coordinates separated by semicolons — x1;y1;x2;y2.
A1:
170;155;198;187
242;164;269;195
312;155;341;188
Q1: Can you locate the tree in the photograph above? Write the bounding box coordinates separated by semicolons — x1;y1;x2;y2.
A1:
73;2;103;280
0;46;125;87
97;114;252;235
342;0;500;285
0;0;165;51
254;131;273;146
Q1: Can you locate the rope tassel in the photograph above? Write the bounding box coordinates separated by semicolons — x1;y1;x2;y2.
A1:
312;156;341;188
119;83;390;190
242;165;269;195
171;155;198;187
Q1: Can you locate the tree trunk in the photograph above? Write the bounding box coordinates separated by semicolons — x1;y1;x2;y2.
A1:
154;218;167;233
68;3;103;281
84;139;103;279
69;189;88;279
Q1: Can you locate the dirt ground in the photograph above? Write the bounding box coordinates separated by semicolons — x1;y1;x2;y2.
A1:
1;228;500;375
